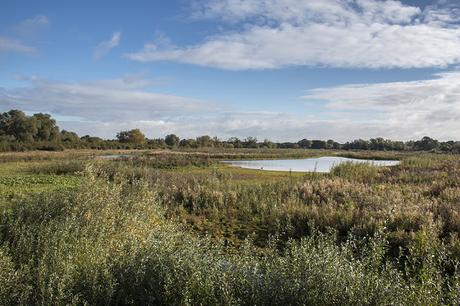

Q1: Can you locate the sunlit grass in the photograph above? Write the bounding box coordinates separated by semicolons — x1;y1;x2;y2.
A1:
2;150;460;304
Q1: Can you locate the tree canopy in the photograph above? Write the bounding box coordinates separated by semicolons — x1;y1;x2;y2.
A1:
116;129;146;144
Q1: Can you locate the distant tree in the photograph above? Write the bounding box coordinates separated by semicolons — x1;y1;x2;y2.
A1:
345;139;369;150
298;139;312;149
179;138;197;148
81;135;103;143
440;141;454;152
332;141;342;150
32;113;60;141
212;136;222;148
196;135;213;147
369;138;392;151
262;139;277;149
61;130;80;143
452;142;460;154
0;110;37;142
414;136;439;151
326;139;335;149
147;138;167;149
279;142;296;149
391;141;406;151
116;131;130;143
116;129;146;144
227;137;243;148
311;140;327;149
165;134;180;147
244;137;258;148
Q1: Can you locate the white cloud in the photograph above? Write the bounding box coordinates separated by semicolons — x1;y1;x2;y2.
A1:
93;32;121;60
3;72;460;141
302;71;460;140
13;15;50;34
0;15;50;56
0;76;211;124
126;0;460;70
12;15;49;37
19;15;49;26
0;37;36;55
0;75;368;140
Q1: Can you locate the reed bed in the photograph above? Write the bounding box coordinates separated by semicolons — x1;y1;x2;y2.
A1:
1;151;460;304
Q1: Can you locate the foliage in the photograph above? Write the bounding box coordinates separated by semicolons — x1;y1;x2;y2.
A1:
116;128;146;144
165;134;180;147
1;164;460;305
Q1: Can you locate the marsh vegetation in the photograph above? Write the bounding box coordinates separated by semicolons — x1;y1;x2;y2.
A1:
1;149;460;305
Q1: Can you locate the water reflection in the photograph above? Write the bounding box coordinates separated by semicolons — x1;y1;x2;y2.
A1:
222;156;400;173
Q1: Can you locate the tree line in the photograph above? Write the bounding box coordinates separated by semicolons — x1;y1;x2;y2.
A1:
0;109;459;152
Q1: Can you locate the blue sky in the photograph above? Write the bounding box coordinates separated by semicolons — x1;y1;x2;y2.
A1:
1;0;460;141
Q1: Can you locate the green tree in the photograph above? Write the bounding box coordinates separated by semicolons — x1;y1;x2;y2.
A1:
196;135;213;147
61;130;80;143
32;113;60;141
414;136;439;151
116;129;146;144
179;138;197;148
0;109;37;142
262;139;277;148
311;140;327;149
227;137;243;148
165;134;180;147
298;139;312;149
244;137;258;148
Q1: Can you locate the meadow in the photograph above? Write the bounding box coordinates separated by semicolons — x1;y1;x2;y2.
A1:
1;148;460;305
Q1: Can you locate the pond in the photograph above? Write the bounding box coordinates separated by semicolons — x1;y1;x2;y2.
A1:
221;156;400;173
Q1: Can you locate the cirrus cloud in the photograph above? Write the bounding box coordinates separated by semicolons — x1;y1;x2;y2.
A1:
93;32;122;60
0;37;36;55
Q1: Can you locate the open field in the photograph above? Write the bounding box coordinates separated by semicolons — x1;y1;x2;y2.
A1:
1;149;460;305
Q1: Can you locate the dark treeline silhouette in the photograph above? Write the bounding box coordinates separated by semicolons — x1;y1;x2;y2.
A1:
1;109;459;152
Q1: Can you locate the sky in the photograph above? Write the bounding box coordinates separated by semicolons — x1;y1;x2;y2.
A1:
1;0;460;142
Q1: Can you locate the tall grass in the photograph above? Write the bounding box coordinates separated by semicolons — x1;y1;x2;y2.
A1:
2;151;460;304
1;166;459;305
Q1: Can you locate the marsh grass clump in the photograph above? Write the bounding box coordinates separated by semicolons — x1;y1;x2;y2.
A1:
0;246;25;304
125;153;215;169
26;160;86;175
330;162;380;182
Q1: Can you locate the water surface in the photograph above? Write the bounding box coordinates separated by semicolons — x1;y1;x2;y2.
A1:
222;156;400;173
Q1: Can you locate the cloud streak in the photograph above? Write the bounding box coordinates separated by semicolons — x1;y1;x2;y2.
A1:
93;32;121;60
0;76;211;123
11;15;49;37
0;15;50;56
126;0;460;70
0;37;36;55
